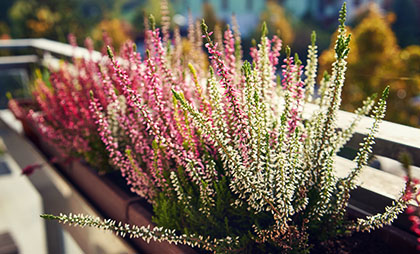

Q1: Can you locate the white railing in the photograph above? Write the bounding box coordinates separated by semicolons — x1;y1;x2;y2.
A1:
0;38;101;61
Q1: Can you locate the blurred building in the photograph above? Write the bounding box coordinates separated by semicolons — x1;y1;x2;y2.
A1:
280;0;391;22
279;0;419;46
171;0;266;35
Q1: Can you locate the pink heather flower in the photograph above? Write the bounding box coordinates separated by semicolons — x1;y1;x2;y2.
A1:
281;56;304;134
250;46;259;63
31;36;114;170
405;175;420;249
202;27;252;167
269;36;283;74
21;163;43;176
85;28;220;200
204;32;246;127
223;28;236;82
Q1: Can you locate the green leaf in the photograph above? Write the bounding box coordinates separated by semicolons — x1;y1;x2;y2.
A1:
339;2;347;29
201;19;208;35
106;46;114;61
311;31;317;46
261;21;268;37
149;14;156;30
286;45;291;58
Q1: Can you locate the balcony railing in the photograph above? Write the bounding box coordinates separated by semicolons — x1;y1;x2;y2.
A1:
0;38;101;61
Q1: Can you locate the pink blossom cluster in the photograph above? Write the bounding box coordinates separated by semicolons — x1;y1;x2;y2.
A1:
250;36;283;75
30;36;112;170
269;36;283;74
88;27;218;199
281;55;304;134
223;28;236;82
404;176;420;250
205;30;247;126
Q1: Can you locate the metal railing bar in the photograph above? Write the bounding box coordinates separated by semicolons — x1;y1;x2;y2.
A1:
304;103;420;167
0;55;39;65
0;39;102;62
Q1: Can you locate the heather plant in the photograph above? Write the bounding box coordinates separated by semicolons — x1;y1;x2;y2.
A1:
43;4;412;253
28;35;115;171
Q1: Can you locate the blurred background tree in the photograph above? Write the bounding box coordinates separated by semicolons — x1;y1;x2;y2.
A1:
5;0;124;44
91;18;133;50
319;4;420;126
9;0;87;42
0;22;10;40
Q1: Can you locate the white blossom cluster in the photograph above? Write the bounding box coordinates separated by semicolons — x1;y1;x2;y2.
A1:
304;31;318;103
171;3;409;248
41;213;239;252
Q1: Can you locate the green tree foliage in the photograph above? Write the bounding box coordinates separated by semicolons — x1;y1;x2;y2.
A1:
0;22;10;39
7;0;123;43
91;18;133;51
319;4;420;126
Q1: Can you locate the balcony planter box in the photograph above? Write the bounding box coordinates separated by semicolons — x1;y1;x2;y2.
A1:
8;99;419;253
8;99;194;254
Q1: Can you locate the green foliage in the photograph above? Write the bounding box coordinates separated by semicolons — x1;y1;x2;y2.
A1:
5;0;133;46
8;0;101;42
149;14;156;31
311;31;316;46
152;166;276;253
